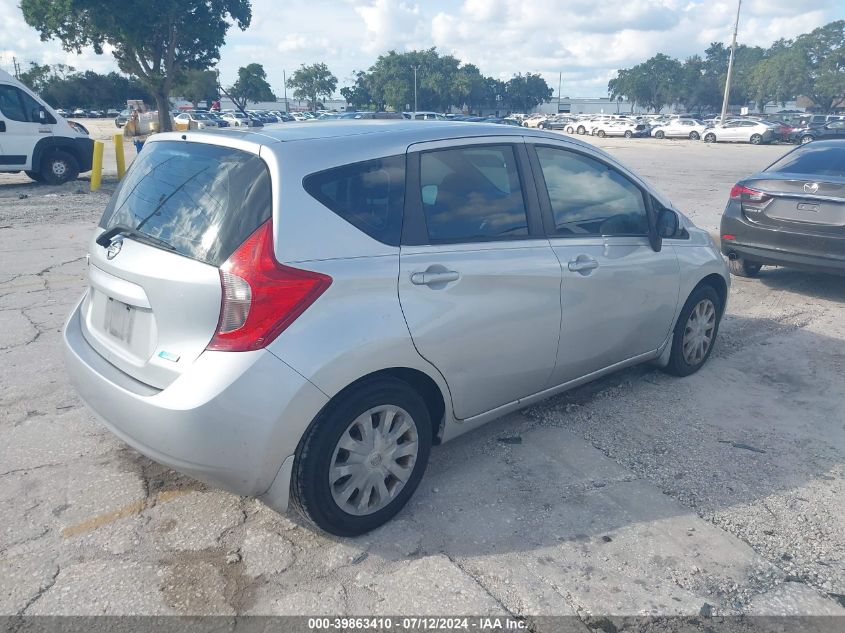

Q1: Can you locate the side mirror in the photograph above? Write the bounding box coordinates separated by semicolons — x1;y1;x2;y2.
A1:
657;207;680;238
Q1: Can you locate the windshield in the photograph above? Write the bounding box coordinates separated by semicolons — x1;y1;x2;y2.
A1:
99;141;272;266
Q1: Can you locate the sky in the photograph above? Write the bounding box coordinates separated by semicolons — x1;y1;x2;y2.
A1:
1;0;842;99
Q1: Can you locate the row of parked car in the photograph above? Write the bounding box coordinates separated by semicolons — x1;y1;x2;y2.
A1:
516;112;845;145
56;107;121;119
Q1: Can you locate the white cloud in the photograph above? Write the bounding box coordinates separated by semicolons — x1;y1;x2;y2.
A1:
1;0;842;99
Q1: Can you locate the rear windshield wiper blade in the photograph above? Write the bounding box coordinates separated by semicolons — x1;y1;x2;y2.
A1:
96;224;177;252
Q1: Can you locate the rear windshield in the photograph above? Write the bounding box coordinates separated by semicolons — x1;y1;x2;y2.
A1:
767;143;845;178
100;141;271;266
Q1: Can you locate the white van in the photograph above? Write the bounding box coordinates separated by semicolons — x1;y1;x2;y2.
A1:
0;69;94;184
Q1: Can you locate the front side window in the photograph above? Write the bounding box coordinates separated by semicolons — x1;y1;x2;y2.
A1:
535;146;649;236
419;145;528;243
303;155;405;246
0;85;27;122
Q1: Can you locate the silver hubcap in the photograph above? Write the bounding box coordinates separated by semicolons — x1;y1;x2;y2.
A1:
683;299;716;365
52;160;67;177
329;405;418;516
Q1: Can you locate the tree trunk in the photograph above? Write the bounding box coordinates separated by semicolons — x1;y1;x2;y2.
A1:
154;91;172;132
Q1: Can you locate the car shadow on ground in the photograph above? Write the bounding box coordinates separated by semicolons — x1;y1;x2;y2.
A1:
349;312;844;565
754;266;845;304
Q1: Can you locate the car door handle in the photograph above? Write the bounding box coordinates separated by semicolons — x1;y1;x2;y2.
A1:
568;256;599;273
410;270;460;286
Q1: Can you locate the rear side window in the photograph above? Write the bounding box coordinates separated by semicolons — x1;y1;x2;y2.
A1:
100;141;271;266
303;155;405;246
767;144;845;177
419;145;528;243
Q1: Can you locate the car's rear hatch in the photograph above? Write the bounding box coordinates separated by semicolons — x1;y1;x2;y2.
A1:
80;138;272;389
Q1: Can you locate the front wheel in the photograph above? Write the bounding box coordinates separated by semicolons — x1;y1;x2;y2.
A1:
25;170;43;182
597;129;606;138
663;285;722;377
655;130;665;139
576;126;585;135
624;130;633;138
291;377;432;536
750;134;763;145
689;131;700;140
565;126;574;133
40;150;79;185
800;135;814;144
704;133;716;143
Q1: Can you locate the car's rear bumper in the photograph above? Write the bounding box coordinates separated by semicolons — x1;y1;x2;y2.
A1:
63;298;328;503
721;207;845;275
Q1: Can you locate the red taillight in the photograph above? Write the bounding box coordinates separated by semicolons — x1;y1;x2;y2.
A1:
207;220;331;352
730;184;770;203
722;234;736;241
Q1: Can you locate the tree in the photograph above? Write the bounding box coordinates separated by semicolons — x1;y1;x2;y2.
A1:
175;69;218;108
340;71;373;109
287;63;337;111
750;49;809;111
609;54;683;112
793;20;845;113
20;0;252;132
19;62;53;93
228;63;275;111
505;73;553;112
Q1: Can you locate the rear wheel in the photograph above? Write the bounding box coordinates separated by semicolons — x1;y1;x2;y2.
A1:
655;130;665;139
291;377;432;536
800;134;814;144
663;285;722;377
40;150;79;185
728;257;762;278
704;132;716;143
750;134;763;145
597;129;606;138
565;126;574;133
25;170;43;182
577;125;585;135
689;131;700;140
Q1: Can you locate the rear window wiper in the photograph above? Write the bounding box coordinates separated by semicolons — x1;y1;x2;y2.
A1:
96;224;177;252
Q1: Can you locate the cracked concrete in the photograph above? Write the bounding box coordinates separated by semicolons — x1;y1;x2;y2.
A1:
1;133;843;620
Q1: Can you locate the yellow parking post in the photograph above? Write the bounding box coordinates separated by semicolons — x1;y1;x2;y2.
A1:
113;133;126;179
90;140;104;192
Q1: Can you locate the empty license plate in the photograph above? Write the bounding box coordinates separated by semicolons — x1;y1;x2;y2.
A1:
105;297;134;342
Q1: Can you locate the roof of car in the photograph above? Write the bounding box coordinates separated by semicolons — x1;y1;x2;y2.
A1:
156;120;597;149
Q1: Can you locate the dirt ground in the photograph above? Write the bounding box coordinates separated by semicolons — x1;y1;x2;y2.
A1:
0;123;843;623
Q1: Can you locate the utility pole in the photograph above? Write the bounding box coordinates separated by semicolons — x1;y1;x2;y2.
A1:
283;69;288;113
720;0;742;124
12;56;20;79
412;65;419;113
557;71;562;113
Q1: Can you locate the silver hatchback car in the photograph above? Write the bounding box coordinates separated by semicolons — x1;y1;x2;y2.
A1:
63;122;729;535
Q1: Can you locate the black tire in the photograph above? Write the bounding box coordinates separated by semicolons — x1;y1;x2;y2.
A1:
624;130;633;138
704;132;716;143
577;125;585;135
597;129;606;138
655;130;665;139
291;377;432;536
565;126;574;133
41;150;79;185
690;131;700;140
750;134;763;145
663;285;722;377
25;170;43;182
800;135;814;144
728;257;762;278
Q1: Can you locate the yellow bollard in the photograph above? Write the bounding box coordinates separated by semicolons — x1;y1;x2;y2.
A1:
113;133;126;180
90;140;104;192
